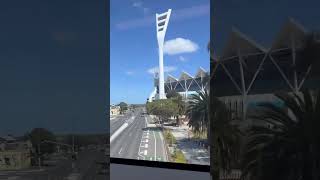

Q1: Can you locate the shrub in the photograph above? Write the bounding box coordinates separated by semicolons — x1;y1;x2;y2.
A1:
173;149;187;163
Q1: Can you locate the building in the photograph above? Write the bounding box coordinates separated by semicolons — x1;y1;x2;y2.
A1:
149;67;210;102
0;137;32;170
211;18;320;125
110;105;120;116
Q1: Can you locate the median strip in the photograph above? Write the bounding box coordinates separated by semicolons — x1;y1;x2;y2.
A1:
110;116;135;143
110;123;128;143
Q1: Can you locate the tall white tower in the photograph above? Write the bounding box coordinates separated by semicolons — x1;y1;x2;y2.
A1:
156;9;171;99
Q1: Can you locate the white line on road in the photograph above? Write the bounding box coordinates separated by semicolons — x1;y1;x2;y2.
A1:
159;131;168;161
118;147;123;154
144;150;148;156
145;116;148;128
153;130;157;160
145;144;148;148
138;134;146;160
146;139;149;143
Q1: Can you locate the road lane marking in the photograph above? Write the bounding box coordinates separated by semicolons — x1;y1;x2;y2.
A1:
145;117;148;128
153;130;157;160
145;144;148;148
144;150;148;155
159;131;168;161
118;147;123;154
146;139;149;143
138;133;146;160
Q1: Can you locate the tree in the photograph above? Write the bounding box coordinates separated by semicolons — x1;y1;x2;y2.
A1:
118;102;128;114
166;90;186;126
207;40;243;179
187;90;210;135
241;90;320;180
146;99;179;126
298;31;320;74
209;96;242;180
29;128;56;155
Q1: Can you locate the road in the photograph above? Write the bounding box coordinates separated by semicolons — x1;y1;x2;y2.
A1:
0;149;108;180
110;108;167;162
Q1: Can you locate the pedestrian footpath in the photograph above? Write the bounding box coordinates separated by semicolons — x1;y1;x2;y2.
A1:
165;124;210;165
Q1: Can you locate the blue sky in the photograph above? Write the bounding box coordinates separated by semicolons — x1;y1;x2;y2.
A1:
110;0;210;104
213;0;320;54
0;0;108;135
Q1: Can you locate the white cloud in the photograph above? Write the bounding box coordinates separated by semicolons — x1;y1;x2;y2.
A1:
147;66;177;75
116;4;209;30
132;1;149;15
125;71;134;75
178;56;187;62
132;1;142;7
163;38;199;55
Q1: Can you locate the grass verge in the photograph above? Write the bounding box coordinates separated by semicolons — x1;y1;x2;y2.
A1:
163;129;187;163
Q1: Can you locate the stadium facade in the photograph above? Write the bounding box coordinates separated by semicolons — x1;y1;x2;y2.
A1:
211;18;320;121
148;68;210;102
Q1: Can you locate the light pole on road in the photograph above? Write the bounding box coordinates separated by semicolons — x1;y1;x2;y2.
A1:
38;143;41;170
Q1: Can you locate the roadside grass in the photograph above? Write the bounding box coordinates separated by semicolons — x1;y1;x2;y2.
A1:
164;129;176;146
172;149;187;163
163;129;187;163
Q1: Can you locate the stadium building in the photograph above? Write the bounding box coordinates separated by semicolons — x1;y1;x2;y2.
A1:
211;18;320;123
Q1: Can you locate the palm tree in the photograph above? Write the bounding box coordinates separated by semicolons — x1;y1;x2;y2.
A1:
241;90;320;180
187;90;242;179
210;96;243;180
207;41;243;179
298;31;320;73
186;90;209;136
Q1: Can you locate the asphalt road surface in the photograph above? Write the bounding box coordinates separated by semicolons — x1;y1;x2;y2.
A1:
110;108;167;162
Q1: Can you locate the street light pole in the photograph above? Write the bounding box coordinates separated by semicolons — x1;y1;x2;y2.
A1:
72;135;75;153
38;143;41;169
